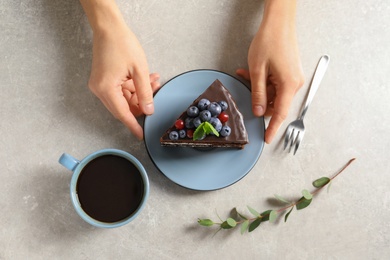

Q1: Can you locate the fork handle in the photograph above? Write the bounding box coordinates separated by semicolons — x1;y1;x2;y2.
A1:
299;55;330;120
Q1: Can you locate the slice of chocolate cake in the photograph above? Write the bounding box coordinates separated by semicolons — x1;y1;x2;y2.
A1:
160;79;248;149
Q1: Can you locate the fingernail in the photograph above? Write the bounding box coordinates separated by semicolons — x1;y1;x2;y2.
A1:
253;105;264;116
144;103;154;115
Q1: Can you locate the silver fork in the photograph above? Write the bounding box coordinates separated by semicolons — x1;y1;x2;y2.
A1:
283;55;330;155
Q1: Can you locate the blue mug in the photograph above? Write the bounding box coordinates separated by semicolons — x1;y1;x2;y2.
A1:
59;149;149;228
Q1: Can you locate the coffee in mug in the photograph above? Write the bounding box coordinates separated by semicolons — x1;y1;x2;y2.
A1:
59;149;149;228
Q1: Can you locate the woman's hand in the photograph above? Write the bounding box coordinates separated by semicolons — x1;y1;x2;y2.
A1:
89;24;160;140
80;0;161;140
237;0;304;144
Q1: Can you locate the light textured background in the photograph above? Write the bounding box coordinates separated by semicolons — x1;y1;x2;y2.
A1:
1;0;389;259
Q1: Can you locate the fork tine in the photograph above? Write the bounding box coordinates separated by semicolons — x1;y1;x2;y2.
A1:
288;129;298;153
293;131;303;155
283;126;293;150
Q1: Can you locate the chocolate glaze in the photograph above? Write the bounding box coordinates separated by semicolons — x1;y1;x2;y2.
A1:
160;79;249;149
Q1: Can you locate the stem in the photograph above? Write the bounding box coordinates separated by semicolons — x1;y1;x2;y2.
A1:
312;157;356;196
330;158;356;181
210;158;356;229
259;158;356;215
277;158;356;213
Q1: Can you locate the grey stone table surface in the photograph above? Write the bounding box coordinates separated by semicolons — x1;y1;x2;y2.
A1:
1;0;389;259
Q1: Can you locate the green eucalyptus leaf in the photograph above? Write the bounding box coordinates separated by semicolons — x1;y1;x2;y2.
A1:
248;218;262;232
302;189;313;200
238;213;248;220
327;180;333;193
230;208;240;221
247;206;260;217
226;218;237;227
241;220;250;235
285;207;294;222
274;194;291;204
198;218;214;227
296;197;312;210
221;220;234;229
269;210;277;223
312;177;330;188
259;210;272;222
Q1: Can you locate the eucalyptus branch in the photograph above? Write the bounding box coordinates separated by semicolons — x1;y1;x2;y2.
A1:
198;158;356;235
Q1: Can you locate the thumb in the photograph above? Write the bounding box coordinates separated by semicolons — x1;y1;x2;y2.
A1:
250;66;268;117
132;67;154;115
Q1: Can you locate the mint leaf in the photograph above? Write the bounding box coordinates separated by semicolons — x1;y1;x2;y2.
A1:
193;121;219;140
193;122;206;140
204;122;219;136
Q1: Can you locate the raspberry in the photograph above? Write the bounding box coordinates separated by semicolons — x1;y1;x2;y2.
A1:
218;112;229;123
175;119;184;130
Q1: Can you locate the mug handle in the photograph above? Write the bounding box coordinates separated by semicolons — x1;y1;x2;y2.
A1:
59;153;80;171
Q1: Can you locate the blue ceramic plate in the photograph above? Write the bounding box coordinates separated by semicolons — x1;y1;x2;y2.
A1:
144;70;265;191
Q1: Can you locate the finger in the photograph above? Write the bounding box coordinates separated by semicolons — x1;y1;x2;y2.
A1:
123;73;161;117
237;68;275;117
264;84;276;116
264;84;296;144
236;68;251;81
104;90;144;140
122;72;160;93
122;80;136;93
249;65;268;117
122;72;161;111
149;72;160;84
122;89;140;116
131;67;154;116
149;72;162;93
264;106;274;117
264;99;275;117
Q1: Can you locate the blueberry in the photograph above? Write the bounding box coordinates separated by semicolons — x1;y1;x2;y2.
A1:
220;126;231;137
199;110;211;122
218;101;228;111
187;106;199;117
169;131;179;140
185;117;194;129
207;102;222;117
193;117;202;128
179;129;186;138
197;99;210;111
209;117;222;133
